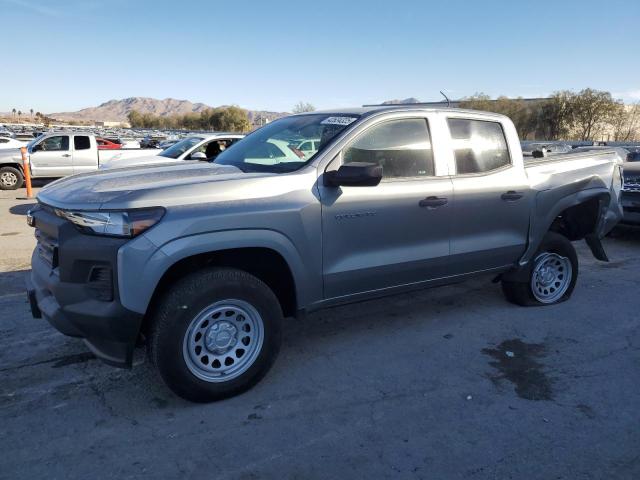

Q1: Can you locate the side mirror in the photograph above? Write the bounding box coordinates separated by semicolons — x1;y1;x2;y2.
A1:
190;152;207;161
31;144;41;152
324;162;382;187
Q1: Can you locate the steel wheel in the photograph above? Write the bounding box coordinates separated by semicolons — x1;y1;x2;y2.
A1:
182;299;265;383
530;252;572;304
0;171;17;188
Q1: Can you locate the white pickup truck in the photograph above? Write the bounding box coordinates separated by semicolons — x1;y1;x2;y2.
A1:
0;132;162;190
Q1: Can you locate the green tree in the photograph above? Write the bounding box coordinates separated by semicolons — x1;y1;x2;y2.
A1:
292;101;315;113
127;110;144;127
208;106;251;132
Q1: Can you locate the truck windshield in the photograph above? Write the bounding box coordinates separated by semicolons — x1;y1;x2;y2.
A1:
159;136;204;159
215;114;360;173
27;133;47;151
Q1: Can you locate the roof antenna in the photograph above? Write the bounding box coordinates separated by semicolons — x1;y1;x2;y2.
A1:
440;90;451;107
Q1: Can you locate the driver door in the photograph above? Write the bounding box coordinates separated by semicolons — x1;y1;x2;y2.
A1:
319;116;453;299
29;135;73;177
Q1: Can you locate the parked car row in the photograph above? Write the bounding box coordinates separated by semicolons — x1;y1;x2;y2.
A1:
621;161;640;225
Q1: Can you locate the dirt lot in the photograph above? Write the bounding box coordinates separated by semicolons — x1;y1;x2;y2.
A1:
1;187;639;480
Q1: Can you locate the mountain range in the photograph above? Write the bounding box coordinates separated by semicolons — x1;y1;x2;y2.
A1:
19;96;427;124
50;97;287;124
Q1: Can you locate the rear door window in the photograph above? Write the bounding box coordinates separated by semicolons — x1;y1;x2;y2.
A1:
74;136;91;150
447;119;510;174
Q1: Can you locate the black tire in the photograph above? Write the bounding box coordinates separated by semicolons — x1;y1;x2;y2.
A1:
502;232;578;306
0;166;24;190
148;267;283;402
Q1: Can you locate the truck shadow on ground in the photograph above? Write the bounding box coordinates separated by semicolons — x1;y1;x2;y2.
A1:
608;224;640;243
2;267;509;411
9;203;36;215
6;230;637;413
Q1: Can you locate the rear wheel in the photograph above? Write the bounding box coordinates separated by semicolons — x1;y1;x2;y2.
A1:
502;232;578;306
0;166;23;190
148;267;283;402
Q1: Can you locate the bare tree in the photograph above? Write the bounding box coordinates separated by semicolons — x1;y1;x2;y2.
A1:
404;89;638;141
570;89;621;141
538;91;575;140
611;103;640;141
292;101;315;114
459;94;537;139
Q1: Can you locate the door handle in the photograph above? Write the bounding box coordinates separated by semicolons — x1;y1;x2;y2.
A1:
62;154;71;158
419;196;448;208
501;191;523;201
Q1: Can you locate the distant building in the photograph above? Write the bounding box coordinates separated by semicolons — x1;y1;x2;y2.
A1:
94;120;131;128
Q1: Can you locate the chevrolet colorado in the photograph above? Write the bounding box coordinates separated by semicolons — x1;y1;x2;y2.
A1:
26;106;624;402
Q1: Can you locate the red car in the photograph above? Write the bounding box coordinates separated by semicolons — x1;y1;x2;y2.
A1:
96;138;121;150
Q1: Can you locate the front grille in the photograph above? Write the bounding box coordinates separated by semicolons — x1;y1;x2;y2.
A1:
623;176;640;192
35;229;58;268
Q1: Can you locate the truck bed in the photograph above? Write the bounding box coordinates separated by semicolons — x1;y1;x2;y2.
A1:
98;147;163;164
521;149;624;263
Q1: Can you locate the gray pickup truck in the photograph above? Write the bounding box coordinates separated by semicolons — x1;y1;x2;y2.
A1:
26;106;624;402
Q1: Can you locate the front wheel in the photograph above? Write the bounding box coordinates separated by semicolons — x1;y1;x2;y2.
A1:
0;166;24;190
502;232;578;306
148;268;283;402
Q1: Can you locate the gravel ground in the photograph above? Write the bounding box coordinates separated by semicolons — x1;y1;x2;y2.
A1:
1;187;639;480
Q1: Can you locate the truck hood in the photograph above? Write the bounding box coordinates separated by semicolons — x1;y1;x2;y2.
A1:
37;162;260;210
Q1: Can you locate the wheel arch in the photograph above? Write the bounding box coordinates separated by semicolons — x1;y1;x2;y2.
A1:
118;230;316;326
0;162;23;172
524;186;611;264
504;187;611;283
146;247;298;322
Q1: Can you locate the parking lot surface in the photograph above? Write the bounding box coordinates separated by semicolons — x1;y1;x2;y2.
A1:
1;188;639;479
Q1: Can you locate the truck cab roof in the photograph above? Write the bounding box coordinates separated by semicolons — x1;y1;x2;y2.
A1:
311;105;509;120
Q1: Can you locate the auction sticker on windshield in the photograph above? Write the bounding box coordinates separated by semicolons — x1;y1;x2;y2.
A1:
321;116;358;126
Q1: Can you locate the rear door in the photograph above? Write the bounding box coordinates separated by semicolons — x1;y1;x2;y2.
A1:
445;116;531;274
29;135;73;177
319;114;453;299
72;135;97;174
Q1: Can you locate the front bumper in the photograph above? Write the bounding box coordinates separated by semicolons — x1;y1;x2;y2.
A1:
26;206;144;367
621;191;640;225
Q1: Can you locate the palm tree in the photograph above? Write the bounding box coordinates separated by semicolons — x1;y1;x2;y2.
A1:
30;108;34;119
17;110;22;121
11;108;16;119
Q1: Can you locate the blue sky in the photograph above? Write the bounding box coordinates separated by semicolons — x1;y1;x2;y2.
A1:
2;0;639;113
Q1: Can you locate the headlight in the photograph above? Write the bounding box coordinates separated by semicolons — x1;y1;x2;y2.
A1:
55;207;165;237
